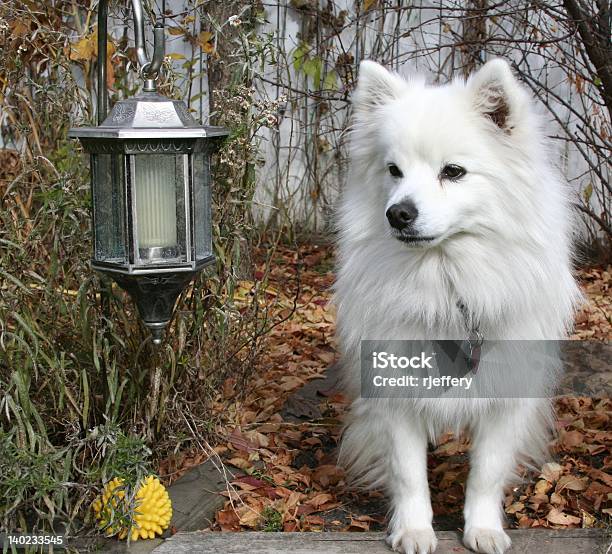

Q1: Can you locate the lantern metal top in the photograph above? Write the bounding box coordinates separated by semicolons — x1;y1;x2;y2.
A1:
69;92;229;140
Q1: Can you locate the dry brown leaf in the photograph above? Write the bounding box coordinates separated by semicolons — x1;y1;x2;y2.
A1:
540;462;563;483
506;501;524;514
433;439;468;456
284;521;298;531
307;492;334;508
10;20;29;38
517;515;534;528
556;475;588;492
216;507;240;531
316;350;336;363
546;507;581;526
279;375;304;391
550;492;566;506
237;505;261;528
559;430;584;450
229;428;258;452
284;490;303;511
234;475;267;488
347;517;370;531
305;515;325;526
588;468;612;487
227;457;252;470
534;479;553;495
312;464;344;487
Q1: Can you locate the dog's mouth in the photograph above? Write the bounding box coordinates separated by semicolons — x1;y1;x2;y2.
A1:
393;233;437;245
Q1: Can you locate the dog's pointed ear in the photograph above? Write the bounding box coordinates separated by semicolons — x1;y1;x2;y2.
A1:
352;60;407;112
467;59;528;132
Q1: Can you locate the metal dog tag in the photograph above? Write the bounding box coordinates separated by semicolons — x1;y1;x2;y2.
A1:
463;331;484;374
466;340;482;373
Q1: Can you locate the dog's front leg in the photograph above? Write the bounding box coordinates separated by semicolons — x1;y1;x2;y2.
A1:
463;407;524;554
386;419;437;554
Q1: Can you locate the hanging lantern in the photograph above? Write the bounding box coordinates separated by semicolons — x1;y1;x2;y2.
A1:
69;0;228;344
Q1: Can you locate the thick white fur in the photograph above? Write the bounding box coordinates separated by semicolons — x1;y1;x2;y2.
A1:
335;60;582;554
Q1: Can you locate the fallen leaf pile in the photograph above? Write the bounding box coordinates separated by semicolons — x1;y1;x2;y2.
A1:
159;247;611;533
572;266;611;340
506;396;611;528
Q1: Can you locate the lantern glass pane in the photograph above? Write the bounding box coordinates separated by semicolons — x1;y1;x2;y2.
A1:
92;153;126;264
131;154;188;266
193;152;212;262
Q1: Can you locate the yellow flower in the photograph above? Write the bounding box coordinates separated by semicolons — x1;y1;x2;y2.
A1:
92;476;173;540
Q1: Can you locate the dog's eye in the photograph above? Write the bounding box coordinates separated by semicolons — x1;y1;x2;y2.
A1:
388;164;403;178
440;164;466;180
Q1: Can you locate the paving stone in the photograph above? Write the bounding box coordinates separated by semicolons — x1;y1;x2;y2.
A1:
167;458;229;533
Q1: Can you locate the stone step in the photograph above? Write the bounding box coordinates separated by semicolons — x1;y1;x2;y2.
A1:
151;529;609;554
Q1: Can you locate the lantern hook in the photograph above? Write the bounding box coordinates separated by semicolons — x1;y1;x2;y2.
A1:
97;0;166;124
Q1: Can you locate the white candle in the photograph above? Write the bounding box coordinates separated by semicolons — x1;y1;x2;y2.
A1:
134;156;177;249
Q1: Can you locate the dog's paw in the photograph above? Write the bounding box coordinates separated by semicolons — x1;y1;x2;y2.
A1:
385;527;438;554
463;527;511;554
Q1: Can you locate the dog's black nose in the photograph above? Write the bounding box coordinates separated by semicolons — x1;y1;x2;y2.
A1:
386;200;418;231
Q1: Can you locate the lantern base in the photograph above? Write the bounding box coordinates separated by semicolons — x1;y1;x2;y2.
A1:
109;271;198;345
144;322;168;346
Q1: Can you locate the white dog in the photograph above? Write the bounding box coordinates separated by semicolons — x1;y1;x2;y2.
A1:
334;59;581;554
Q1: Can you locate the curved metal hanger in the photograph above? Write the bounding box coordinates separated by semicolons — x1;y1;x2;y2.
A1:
96;0;166;124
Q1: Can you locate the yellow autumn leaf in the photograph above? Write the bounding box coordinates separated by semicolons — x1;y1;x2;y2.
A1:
198;31;215;54
70;34;95;62
106;44;116;87
581;511;596;527
70;32;115;61
198;31;213;44
70;32;115;87
165;53;186;60
363;0;377;11
167;26;186;36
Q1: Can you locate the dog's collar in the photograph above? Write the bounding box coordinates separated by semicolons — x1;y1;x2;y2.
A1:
457;301;483;343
